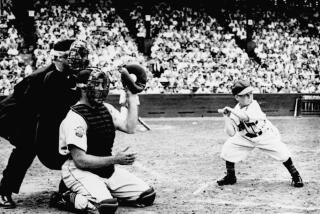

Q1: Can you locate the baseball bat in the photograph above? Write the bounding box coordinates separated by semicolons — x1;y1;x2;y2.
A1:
138;117;151;131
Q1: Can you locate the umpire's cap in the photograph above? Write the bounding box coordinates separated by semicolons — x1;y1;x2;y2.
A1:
232;80;254;96
53;39;76;51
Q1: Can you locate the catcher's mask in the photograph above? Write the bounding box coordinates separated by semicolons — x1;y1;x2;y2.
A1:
67;40;90;73
77;68;110;105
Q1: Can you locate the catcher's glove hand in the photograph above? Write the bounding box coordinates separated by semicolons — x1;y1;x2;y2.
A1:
120;64;147;94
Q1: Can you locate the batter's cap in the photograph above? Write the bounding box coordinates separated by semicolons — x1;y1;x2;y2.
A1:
232;80;254;96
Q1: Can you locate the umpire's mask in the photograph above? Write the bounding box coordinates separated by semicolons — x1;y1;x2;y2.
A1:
67;40;90;74
76;68;110;105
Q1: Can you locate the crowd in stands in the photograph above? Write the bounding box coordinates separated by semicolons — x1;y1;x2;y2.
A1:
140;2;320;94
0;1;319;95
0;8;33;95
227;7;320;94
32;1;149;94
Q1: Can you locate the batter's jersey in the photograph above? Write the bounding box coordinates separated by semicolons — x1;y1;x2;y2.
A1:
230;100;275;137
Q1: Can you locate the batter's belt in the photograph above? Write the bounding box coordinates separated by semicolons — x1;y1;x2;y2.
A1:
245;131;262;138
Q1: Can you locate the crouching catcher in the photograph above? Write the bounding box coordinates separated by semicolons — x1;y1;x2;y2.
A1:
51;67;155;214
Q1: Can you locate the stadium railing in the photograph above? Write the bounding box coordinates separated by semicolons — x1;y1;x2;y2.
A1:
294;95;320;117
1;94;319;117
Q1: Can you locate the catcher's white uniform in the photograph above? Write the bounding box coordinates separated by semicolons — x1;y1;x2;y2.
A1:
59;103;149;205
220;100;291;163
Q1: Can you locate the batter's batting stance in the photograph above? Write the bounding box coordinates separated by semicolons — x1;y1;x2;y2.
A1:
217;79;303;188
52;66;155;214
0;39;90;208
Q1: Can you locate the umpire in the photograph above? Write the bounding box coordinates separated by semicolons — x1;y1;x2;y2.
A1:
0;39;90;208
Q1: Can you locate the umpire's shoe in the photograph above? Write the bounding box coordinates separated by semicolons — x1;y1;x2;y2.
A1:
0;193;16;209
291;174;304;188
217;175;237;186
0;182;16;209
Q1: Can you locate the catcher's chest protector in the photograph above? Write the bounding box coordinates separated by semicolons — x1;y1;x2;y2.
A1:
71;103;116;178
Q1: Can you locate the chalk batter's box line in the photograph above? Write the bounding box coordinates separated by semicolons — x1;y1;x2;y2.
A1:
133;162;319;212
193;178;319;195
141;116;320;122
191;198;320;211
133;161;180;184
134;161;319;190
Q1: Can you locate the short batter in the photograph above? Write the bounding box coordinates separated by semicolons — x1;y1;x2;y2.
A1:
217;79;303;188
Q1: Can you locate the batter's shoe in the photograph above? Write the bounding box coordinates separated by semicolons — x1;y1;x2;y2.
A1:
0;193;16;209
291;175;304;188
217;175;237;186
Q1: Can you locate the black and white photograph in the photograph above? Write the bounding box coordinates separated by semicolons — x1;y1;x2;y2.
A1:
0;0;319;213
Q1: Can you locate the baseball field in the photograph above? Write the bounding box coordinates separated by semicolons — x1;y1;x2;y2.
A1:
0;117;319;214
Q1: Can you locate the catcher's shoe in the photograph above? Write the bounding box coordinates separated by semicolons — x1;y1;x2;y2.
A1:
0;193;16;209
291;175;304;188
217;175;237;186
49;191;69;210
49;191;87;213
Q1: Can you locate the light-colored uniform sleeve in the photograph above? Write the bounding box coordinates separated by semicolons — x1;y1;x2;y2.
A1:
245;100;266;122
103;102;124;130
59;110;88;155
230;104;240;125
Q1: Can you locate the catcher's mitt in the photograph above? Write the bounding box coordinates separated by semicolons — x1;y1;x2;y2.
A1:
121;64;147;94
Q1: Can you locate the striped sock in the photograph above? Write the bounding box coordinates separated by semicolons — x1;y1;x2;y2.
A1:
283;157;299;177
226;161;235;177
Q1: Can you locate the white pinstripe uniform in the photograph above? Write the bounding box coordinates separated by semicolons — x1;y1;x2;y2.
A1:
220;100;291;163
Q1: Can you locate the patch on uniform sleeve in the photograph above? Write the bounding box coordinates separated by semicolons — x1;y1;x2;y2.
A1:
74;126;85;138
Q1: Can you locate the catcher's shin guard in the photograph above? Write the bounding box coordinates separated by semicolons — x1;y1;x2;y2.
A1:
96;198;118;214
136;187;156;207
119;187;156;207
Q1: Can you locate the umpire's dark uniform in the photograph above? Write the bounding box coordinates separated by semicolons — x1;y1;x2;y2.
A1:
0;63;79;196
0;64;55;195
36;65;79;169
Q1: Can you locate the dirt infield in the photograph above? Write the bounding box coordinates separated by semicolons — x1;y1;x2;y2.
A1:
0;117;319;214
